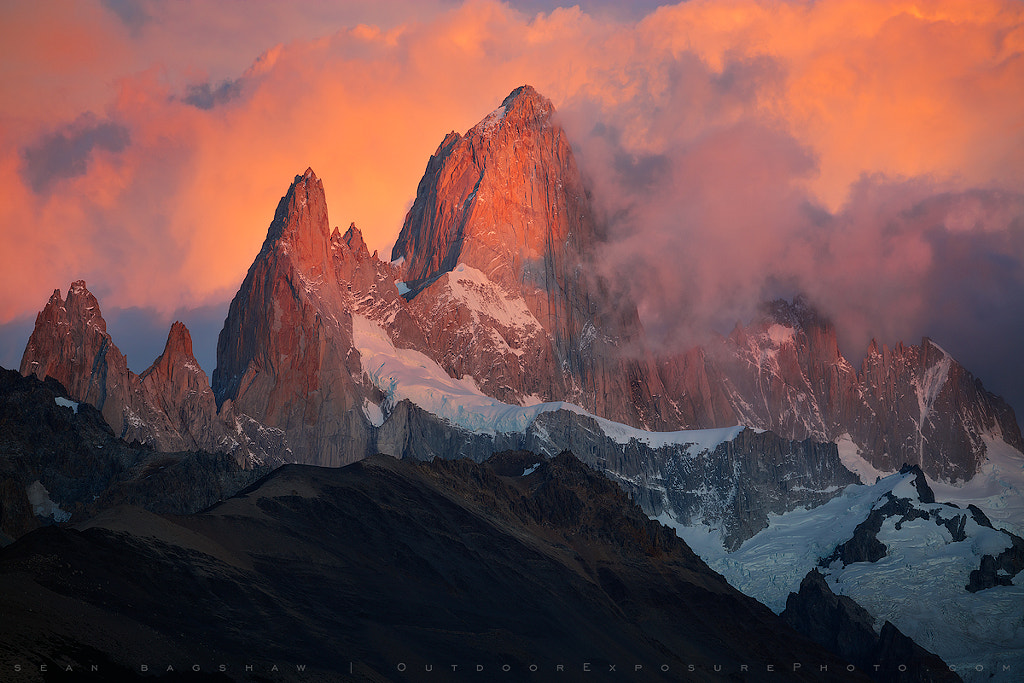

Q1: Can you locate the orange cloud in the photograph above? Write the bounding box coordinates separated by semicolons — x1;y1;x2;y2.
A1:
0;0;1021;352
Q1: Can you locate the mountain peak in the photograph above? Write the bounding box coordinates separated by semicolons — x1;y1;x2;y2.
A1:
342;222;368;257
20;279;130;435
897;463;936;503
260;167;332;275
163;321;196;364
469;85;554;138
501;84;552;116
62;280;106;334
392;84;589;294
140;319;209;392
267;168;326;241
758;295;828;331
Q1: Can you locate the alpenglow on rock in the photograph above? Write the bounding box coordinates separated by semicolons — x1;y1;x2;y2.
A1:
391;85;677;430
212;168;382;467
20;282;288;466
20;86;1023;490
386;86;1022;481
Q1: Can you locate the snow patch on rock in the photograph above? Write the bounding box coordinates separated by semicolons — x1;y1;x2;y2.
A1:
472;103;508;135
766;324;795;346
362;398;385;428
27;481;71;522
54;397;79;414
444;264;544;336
916;347;952;428
835;433;892;484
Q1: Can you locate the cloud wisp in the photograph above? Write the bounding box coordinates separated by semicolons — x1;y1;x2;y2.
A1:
20;113;131;195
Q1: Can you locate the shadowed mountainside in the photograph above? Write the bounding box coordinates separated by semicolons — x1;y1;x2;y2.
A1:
0;452;878;682
0;367;270;545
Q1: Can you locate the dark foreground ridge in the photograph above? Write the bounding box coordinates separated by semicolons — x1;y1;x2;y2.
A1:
782;569;961;683
0;367;269;544
0;451;879;682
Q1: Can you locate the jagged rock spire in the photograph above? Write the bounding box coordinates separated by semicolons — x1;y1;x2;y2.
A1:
259;167;333;279
391;84;592;295
20;280;130;433
213;168;375;466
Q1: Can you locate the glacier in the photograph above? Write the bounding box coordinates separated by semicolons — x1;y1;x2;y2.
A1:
672;464;1024;682
353;312;745;451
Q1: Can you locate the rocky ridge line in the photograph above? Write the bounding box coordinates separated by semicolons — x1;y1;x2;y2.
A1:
20;282;288;466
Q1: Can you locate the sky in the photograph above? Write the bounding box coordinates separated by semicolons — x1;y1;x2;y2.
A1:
1;0;1022;417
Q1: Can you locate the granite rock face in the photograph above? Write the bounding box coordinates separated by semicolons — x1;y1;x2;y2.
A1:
529;413;860;550
213;169;379;467
374;400;858;549
20;283;288;465
851;335;1022;481
138;321;223;450
20;281;135;439
391;85;675;429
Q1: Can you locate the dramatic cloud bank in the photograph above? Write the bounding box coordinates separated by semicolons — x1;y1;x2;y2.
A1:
1;0;1022;409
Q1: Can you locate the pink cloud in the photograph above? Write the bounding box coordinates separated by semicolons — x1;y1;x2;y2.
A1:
0;0;1020;398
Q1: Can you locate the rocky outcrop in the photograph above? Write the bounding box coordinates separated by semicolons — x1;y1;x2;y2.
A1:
782;569;890;674
965;520;1024;592
20;283;289;465
819;495;915;566
781;569;960;682
0;367;270;544
213;169;379;466
819;466;953;568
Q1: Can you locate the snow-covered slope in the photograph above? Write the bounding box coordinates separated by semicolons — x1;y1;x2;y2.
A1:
836;432;1024;537
929;436;1024;537
353;313;743;450
673;465;1024;681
